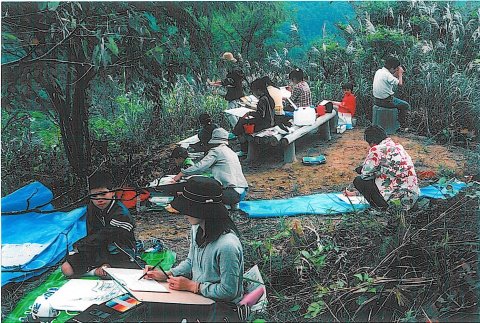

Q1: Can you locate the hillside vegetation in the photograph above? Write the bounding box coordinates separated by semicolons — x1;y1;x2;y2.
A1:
1;1;480;322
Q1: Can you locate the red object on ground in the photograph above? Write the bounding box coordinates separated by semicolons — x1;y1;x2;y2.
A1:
116;188;150;209
316;105;326;117
417;170;437;180
243;123;255;134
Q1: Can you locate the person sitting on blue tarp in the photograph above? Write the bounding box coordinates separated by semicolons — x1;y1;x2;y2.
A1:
61;171;143;278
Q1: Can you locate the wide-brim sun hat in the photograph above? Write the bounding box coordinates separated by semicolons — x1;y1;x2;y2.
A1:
208;128;229;145
221;52;237;63
170;176;228;219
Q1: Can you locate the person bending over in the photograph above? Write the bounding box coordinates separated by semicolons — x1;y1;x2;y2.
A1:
169;146;194;175
61;171;142;278
353;125;419;210
173;128;248;209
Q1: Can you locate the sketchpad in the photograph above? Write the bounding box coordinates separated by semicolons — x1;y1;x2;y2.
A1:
1;182;87;286
240;181;467;218
5;250;176;323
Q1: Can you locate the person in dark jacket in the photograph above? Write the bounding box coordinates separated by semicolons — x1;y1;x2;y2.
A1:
233;78;275;154
209;52;245;127
197;113;219;153
61;171;142;278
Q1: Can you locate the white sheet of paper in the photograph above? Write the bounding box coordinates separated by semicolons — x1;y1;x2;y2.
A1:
279;87;292;99
49;279;124;311
177;134;200;148
240;95;259;106
224;107;254;117
104;268;168;293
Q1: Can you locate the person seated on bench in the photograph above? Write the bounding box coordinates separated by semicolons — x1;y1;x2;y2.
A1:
331;82;357;129
144;176;244;322
233;77;275;155
173;128;248;210
353;126;419;211
262;76;284;115
373;55;411;131
198;113;219;152
284;68;312;113
61;171;143;278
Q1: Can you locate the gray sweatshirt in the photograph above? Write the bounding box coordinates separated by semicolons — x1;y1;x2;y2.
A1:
181;144;248;189
170;225;244;304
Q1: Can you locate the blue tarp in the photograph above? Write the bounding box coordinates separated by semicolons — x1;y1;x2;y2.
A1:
1;182;87;286
240;182;467;218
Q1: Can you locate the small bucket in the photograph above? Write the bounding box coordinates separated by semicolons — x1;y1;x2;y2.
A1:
116;188;150;209
243;123;255;134
316;105;326;117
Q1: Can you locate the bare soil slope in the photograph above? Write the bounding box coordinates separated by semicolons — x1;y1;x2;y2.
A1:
136;128;467;248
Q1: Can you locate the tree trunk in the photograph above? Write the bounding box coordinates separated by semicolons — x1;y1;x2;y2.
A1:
43;46;95;177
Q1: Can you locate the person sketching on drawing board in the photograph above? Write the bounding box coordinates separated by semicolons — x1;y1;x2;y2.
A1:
143;176;244;321
61;171;142;278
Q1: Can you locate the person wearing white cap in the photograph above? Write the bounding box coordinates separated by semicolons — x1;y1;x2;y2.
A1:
208;52;245;128
173;128;248;209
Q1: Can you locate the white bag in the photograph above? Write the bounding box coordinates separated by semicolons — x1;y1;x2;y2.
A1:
242;265;268;313
293;106;316;126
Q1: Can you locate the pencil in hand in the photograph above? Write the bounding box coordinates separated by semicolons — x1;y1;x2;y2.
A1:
138;261;169;280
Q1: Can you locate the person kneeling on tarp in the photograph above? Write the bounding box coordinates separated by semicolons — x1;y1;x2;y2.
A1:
143;176;244;322
353;125;419;210
61;171;143;278
173;128;248;210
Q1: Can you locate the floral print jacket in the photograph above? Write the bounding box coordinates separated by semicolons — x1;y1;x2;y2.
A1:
361;138;420;209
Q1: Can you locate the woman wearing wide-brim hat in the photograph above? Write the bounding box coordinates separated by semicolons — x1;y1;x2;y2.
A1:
143;176;244;321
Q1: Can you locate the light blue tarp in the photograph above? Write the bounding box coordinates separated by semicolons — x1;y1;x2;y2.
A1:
240;182;467;218
1;182;87;286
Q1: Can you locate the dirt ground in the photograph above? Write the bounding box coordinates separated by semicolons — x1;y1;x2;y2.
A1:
135;127;468;254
